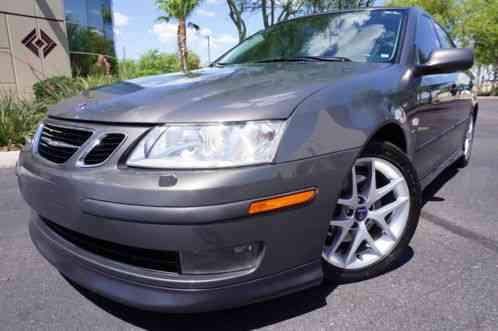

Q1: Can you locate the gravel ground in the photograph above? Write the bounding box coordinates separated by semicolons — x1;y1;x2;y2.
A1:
0;100;497;331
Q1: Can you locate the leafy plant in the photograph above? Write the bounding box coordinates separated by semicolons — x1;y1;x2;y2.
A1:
33;75;120;105
119;50;200;80
386;0;458;31
33;76;85;105
0;95;46;151
136;50;180;74
78;75;117;90
478;86;498;97
453;0;498;66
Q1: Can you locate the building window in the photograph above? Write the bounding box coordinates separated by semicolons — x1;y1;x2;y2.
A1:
64;0;116;76
65;0;88;26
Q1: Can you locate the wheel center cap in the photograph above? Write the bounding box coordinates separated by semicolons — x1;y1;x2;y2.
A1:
355;206;368;221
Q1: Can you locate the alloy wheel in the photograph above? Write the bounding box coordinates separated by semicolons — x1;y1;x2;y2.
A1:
322;157;411;270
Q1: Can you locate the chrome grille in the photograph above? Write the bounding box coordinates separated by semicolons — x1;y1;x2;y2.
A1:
83;133;125;166
37;124;92;164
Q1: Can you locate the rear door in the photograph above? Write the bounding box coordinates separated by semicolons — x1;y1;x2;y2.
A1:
411;15;459;179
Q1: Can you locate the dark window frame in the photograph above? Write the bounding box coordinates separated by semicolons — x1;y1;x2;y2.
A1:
433;21;456;49
415;14;441;64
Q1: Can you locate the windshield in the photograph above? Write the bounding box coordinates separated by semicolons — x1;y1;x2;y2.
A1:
217;10;405;65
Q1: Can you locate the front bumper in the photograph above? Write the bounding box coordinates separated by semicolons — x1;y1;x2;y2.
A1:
18;126;358;311
29;214;322;313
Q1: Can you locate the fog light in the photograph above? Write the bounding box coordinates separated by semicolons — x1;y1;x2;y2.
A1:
180;242;264;275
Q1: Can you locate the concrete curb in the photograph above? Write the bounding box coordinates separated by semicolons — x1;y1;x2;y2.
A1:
0;151;19;168
478;96;498;100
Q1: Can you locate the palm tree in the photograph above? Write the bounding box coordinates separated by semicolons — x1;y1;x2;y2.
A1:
155;0;201;73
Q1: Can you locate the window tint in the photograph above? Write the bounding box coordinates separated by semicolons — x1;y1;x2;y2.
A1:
434;23;454;49
415;15;440;63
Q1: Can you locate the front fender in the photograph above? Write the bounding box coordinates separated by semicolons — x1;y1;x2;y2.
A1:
275;66;412;163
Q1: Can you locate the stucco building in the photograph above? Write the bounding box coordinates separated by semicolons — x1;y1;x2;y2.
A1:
0;0;115;97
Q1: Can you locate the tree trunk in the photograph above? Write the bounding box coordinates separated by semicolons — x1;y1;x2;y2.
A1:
177;17;188;73
227;0;247;43
476;64;482;93
270;0;275;26
261;0;269;29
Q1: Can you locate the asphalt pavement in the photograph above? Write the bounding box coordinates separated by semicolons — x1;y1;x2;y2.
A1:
1;100;497;331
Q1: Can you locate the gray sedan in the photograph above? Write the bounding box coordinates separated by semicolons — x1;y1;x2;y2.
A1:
18;7;477;312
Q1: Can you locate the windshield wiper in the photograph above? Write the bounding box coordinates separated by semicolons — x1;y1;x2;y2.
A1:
211;62;226;67
212;56;352;66
254;56;352;64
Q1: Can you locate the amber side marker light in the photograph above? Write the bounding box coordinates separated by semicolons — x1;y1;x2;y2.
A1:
248;189;317;215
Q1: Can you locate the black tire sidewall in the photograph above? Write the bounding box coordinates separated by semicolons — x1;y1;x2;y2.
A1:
322;142;422;284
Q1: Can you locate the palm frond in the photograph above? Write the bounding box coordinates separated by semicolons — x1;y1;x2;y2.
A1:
156;15;171;23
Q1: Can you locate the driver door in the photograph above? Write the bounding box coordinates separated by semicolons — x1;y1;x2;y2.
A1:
410;15;459;179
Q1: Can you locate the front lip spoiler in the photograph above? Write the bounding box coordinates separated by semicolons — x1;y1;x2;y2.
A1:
30;215;322;313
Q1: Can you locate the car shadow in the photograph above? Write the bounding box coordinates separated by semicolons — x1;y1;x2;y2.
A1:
68;279;335;331
66;246;414;330
422;163;460;206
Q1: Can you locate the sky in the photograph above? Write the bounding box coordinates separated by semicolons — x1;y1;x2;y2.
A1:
112;0;265;65
112;1;385;65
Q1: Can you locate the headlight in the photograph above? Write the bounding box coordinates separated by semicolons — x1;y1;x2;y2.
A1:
127;121;286;169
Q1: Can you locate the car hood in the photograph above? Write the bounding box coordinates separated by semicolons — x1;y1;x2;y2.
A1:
49;62;391;124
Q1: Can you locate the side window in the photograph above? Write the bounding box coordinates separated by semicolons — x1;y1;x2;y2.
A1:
415;15;441;64
434;23;455;49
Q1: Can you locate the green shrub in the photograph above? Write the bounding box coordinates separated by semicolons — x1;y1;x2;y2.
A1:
33;76;84;105
477;85;498;96
78;75;117;91
118;59;139;80
0;95;46;150
136;50;179;75
33;75;120;105
118;50;202;80
492;86;498;96
187;52;201;71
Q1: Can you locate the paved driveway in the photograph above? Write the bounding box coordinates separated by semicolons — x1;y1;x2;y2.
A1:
1;100;497;331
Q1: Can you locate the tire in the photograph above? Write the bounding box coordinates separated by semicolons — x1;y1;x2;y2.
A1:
456;115;475;168
322;142;421;283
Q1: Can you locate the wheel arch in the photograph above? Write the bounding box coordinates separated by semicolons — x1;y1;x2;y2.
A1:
364;122;409;154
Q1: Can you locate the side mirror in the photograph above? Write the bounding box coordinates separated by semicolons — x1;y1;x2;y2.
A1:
414;48;474;76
